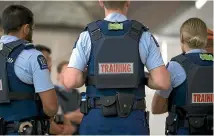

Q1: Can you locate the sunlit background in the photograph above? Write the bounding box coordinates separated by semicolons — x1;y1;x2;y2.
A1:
0;0;213;135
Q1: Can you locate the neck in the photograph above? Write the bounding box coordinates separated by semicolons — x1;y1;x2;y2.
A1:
105;9;127;17
205;47;213;54
7;32;21;39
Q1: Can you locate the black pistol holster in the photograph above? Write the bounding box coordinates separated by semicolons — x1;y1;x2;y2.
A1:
0;117;5;135
165;106;179;135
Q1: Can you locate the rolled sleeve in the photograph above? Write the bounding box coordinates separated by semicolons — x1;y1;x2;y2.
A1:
155;61;186;98
68;31;91;72
139;32;164;71
29;51;54;93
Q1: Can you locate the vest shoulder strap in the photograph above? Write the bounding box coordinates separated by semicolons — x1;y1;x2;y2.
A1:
129;20;149;41
1;39;25;58
87;20;103;43
171;54;196;74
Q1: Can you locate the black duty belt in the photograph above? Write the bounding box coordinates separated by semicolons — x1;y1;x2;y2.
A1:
88;98;146;110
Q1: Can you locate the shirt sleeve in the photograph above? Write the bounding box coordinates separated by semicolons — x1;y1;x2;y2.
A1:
29;50;54;93
155;61;186;98
68;31;91;72
139;32;165;71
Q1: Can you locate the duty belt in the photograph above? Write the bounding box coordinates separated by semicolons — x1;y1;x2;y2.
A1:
88;97;146;110
80;93;146;118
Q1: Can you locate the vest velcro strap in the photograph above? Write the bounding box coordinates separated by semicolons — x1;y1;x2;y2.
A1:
87;22;102;42
0;45;12;57
9;92;37;101
129;20;143;41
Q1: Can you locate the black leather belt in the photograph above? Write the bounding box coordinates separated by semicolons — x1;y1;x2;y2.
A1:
88;98;146;110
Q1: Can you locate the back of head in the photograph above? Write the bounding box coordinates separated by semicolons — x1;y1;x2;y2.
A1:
35;44;51;54
1;5;34;34
57;61;69;74
103;1;127;10
180;18;207;49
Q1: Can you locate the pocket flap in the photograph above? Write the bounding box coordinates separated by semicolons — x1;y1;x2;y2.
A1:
101;96;116;107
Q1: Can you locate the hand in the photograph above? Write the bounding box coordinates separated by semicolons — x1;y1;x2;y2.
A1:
60;124;76;135
64;109;84;124
49;121;63;135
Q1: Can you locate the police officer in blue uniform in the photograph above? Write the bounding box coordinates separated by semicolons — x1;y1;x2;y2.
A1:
152;18;213;135
0;5;62;135
63;1;170;135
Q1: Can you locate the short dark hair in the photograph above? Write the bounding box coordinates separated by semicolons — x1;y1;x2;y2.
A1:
103;1;127;10
35;45;51;54
1;5;34;34
57;61;69;74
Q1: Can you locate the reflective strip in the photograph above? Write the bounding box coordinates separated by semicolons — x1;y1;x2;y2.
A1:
98;63;134;74
0;79;2;91
192;93;214;103
0;42;3;51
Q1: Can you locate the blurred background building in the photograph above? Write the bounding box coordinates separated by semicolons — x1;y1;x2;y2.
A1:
0;0;213;135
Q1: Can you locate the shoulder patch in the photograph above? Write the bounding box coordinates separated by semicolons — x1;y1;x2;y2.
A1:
0;42;3;51
37;55;48;70
151;35;159;47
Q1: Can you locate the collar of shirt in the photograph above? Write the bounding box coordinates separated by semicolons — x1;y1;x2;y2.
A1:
186;49;207;54
0;35;19;44
104;12;128;22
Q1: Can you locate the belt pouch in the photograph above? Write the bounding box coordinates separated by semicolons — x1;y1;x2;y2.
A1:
188;116;205;134
101;96;117;117
117;92;134;117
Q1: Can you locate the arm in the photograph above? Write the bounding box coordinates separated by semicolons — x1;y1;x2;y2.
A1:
38;89;58;117
148;66;170;90
63;32;91;89
64;68;87;89
151;61;186;114
30;53;58;117
140;33;170;90
152;92;168;114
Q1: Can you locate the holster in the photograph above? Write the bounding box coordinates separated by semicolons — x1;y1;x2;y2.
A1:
0;117;5;135
165;112;179;135
18;119;49;135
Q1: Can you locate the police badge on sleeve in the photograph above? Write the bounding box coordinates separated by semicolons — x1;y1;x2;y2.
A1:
37;55;48;70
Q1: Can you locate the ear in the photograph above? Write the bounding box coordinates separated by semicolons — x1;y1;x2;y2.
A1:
180;33;184;44
99;0;104;8
23;24;30;36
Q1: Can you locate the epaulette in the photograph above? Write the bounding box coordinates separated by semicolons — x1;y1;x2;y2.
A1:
142;24;149;31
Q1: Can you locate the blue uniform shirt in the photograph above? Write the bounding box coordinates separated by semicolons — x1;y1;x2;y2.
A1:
68;12;164;72
0;35;54;93
155;49;207;98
